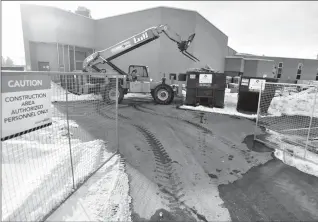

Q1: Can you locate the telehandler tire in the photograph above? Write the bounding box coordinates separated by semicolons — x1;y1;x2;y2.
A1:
153;84;174;105
102;83;124;104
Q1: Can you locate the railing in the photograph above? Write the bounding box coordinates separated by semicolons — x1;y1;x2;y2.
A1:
254;82;318;163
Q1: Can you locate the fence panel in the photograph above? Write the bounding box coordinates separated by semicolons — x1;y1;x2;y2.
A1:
1;71;121;221
254;82;318;161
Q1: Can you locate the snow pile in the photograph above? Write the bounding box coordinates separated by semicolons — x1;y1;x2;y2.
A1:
265;132;318;177
51;82;102;102
275;148;318;177
2;111;131;221
46;155;132;222
180;91;257;119
268;87;318;117
124;93;152;99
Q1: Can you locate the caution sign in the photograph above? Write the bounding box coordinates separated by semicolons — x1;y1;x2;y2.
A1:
1;72;52;141
249;78;266;92
199;74;213;84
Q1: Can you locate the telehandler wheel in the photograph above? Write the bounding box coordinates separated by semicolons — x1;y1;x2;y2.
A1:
102;84;124;104
153;84;174;105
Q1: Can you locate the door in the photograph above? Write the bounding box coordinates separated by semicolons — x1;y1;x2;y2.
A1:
38;62;50;71
128;65;151;93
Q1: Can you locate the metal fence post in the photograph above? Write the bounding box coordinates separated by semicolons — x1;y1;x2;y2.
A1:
65;76;76;189
304;86;317;159
115;76;119;153
254;82;263;142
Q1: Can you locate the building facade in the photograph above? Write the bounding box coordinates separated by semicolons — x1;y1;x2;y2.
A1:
21;4;318;82
21;4;229;81
234;54;318;81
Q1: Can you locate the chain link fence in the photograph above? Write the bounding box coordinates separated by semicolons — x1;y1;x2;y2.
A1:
254;82;318;162
1;71;122;221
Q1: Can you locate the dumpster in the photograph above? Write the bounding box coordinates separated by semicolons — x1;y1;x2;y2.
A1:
185;71;226;108
237;76;278;114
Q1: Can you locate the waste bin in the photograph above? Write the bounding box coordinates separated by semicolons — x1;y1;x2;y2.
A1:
185;71;226;108
237;76;278;114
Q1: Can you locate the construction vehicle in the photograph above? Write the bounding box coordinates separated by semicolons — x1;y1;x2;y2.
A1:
82;24;200;104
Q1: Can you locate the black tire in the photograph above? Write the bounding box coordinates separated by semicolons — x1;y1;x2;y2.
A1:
153;84;174;105
102;83;124;104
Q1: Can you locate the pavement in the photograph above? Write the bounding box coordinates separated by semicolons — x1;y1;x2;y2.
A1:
54;95;318;222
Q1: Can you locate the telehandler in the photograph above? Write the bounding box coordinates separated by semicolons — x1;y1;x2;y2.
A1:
82;24;199;104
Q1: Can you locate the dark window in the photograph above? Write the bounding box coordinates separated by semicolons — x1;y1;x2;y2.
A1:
297;69;302;75
277;68;283;78
278;62;283;68
296;63;303;79
316;75;318;81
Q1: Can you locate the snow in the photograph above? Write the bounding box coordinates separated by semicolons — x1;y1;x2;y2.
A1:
45;155;132;222
51;82;102;102
1;108;131;222
180;86;318;119
268;87;318;117
265;131;318;177
180;91;258;119
124;93;152;99
275;148;318;177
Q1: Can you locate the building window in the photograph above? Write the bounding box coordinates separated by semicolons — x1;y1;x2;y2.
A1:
316;68;318;81
296;63;303;80
276;62;283;78
278;62;283;68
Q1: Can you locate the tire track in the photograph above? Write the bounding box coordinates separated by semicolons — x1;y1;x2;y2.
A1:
132;105;253;163
132;125;185;211
132;124;208;222
96;102;131;121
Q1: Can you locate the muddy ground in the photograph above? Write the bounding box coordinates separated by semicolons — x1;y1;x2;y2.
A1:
54;95;318;222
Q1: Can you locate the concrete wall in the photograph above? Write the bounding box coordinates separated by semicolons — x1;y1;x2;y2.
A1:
243;60;258;77
29;42;59;71
193;13;228;73
236;55;318;80
95;7;228;81
21;5;228;78
242;59;275;78
95;8;162;78
256;60;275;78
21;4;96;70
158;7;197;79
227;47;237;56
20;4;95;47
225;57;244;72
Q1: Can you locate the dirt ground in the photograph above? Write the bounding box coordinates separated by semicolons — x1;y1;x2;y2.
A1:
54;95;318;222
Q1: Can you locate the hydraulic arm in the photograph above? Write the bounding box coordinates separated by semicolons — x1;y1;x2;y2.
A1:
83;24;200;73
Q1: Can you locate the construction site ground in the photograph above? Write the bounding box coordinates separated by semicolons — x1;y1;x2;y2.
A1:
54;95;318;222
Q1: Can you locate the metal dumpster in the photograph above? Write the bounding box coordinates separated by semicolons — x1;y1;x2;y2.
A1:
237;76;278;114
185;71;226;108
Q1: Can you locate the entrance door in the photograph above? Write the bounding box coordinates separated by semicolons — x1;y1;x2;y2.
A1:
38;62;50;71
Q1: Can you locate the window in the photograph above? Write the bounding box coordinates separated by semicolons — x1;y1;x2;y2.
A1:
278;62;283;68
277;69;282;78
296;63;303;80
316;68;318;81
129;65;148;77
276;62;283;78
